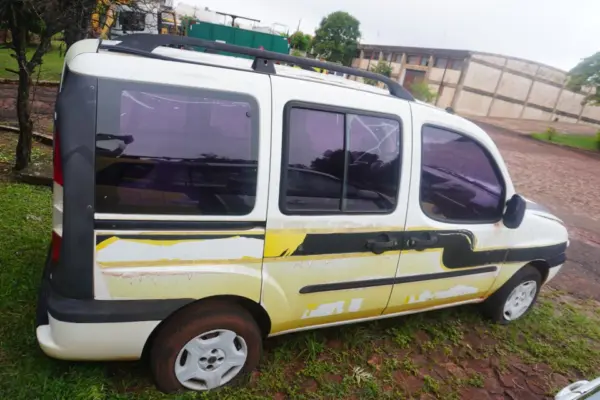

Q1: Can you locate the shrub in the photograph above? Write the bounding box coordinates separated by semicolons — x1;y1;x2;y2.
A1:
546;127;557;142
409;81;437;103
596;130;600;151
364;60;392;86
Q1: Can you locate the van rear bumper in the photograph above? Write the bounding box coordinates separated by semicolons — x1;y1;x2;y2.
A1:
37;315;160;360
36;253;194;360
36;287;192;360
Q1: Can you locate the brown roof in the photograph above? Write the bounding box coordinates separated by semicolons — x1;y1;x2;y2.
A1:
359;44;471;59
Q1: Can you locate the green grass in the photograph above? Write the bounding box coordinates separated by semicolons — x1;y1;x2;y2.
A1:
1;181;600;399
0;41;64;81
531;131;599;151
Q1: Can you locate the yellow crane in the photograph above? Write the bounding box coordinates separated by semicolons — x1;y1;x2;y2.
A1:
91;0;126;39
90;0;178;39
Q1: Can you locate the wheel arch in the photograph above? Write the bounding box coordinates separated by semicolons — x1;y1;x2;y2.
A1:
528;259;551;284
141;295;272;361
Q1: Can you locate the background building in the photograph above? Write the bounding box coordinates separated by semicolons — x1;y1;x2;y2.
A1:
352;45;600;126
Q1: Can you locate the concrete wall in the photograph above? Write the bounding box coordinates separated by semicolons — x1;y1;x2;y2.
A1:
528;81;561;109
455;91;492;116
582;105;600;122
428;68;461;84
506;59;538;76
471;53;505;67
436;87;455;109
489;99;523;118
390;61;402;76
463;63;501;93
458;54;599;126
496;72;531;101
522;106;553;121
555;91;585;115
537;66;566;85
352;47;600;126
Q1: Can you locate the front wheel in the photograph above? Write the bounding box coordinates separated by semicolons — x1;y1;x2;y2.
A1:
482;265;542;324
149;301;263;393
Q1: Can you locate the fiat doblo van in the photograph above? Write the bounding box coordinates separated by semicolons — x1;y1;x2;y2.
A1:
36;34;568;393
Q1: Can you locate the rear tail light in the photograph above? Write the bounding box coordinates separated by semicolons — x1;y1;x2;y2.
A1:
51;231;62;263
53;128;63;186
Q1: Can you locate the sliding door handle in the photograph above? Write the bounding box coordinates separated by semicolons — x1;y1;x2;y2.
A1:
407;233;439;251
366;234;398;255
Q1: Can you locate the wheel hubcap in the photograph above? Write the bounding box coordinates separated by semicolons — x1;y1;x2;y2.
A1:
503;280;537;321
174;329;248;391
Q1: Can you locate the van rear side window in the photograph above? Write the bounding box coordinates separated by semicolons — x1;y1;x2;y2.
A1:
281;105;401;214
95;80;259;216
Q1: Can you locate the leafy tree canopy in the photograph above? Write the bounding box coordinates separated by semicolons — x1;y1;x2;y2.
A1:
312;11;361;66
289;31;312;52
568;52;600;106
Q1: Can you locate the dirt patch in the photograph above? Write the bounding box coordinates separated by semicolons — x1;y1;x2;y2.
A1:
480;123;600;302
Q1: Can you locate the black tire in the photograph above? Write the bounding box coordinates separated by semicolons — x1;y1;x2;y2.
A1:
149;300;263;393
481;265;542;324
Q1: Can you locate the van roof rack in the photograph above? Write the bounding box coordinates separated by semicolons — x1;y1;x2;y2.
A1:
99;34;415;102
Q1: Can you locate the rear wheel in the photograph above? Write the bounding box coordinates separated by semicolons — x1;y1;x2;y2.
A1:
149;301;263;393
482;265;542;324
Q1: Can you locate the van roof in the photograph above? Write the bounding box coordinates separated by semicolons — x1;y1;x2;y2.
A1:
65;37;400;99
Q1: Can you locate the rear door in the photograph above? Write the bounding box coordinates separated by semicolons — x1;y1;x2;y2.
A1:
92;59;271;302
262;76;413;334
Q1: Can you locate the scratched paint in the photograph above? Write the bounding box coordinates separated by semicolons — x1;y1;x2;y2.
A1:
96;236;264;265
301;298;364;319
407;285;479;304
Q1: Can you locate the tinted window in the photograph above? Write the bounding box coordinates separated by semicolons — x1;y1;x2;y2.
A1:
421;126;504;222
407;55;420;65
283;107;401;214
95;82;258;215
434;58;448;69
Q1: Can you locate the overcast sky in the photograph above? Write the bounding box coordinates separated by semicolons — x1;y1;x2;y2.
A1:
177;0;599;71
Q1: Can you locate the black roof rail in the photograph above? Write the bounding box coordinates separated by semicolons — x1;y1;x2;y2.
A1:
101;34;415;102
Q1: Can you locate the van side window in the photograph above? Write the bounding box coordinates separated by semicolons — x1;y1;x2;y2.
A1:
420;125;505;223
95;82;259;216
282;106;401;214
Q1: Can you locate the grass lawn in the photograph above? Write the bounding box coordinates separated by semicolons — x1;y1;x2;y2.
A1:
0;41;64;81
1;180;600;399
531;131;599;151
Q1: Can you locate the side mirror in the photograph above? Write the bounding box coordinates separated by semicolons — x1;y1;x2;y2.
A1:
503;194;526;229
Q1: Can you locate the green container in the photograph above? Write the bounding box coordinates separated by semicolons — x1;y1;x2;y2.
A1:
186;21;290;57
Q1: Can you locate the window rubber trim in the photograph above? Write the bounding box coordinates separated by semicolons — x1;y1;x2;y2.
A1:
94;219;266;231
279;100;404;216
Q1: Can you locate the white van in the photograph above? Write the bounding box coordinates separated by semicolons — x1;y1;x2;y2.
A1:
36;34;568;393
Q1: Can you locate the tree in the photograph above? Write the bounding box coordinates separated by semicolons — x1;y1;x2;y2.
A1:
2;0;95;170
312;11;360;66
363;60;392;86
408;81;437;103
289;30;311;52
568;52;600;105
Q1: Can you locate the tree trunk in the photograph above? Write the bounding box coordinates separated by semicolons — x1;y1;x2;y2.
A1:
15;68;33;171
64;1;95;50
